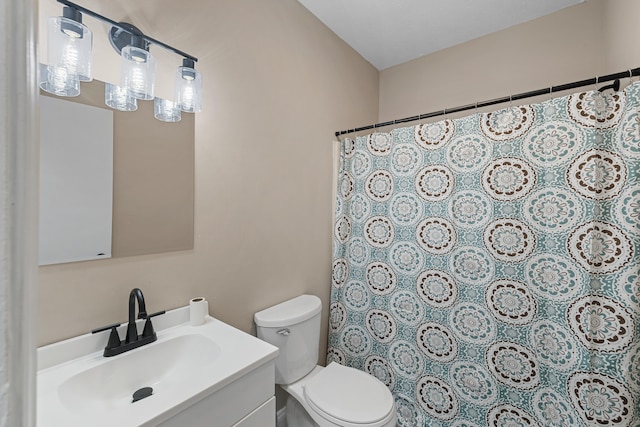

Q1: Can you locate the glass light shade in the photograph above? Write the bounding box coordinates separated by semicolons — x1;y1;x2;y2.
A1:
47;16;92;82
154;98;182;122
39;63;80;97
105;83;137;111
174;65;202;113
121;46;156;100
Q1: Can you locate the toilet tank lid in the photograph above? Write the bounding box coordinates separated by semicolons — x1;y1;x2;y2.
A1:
254;295;322;327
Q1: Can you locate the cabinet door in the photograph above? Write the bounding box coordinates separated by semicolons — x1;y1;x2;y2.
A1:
156;362;275;427
233;397;275;427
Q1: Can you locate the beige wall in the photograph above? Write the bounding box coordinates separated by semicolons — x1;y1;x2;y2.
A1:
603;0;640;72
37;0;379;364
379;0;640;123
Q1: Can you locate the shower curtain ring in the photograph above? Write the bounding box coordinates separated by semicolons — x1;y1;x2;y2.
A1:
629;69;634;86
595;76;599;91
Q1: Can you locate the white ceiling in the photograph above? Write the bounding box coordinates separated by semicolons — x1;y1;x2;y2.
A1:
298;0;585;70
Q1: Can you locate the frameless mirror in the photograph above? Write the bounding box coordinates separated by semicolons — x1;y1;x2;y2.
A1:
39;77;195;265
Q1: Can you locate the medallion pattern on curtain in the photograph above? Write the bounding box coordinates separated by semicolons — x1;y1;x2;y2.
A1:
328;82;640;427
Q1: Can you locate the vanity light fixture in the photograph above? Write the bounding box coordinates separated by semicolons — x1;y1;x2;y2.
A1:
41;5;92;96
109;23;156;101
43;0;200;122
121;44;156;100
175;59;202;113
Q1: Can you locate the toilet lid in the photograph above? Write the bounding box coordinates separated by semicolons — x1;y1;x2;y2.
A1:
303;362;393;425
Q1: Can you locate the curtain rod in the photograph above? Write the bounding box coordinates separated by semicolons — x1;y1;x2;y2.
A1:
335;66;640;138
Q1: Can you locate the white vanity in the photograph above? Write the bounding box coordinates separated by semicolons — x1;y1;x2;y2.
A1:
37;306;279;426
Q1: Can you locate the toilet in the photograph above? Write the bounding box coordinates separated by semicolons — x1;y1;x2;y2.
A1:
254;295;396;427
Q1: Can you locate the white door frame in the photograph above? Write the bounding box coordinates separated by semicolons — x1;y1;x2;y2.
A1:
1;0;39;426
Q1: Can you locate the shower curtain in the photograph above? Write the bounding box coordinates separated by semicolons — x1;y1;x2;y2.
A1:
328;81;640;427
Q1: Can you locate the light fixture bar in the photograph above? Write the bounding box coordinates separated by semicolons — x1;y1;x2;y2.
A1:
55;0;198;63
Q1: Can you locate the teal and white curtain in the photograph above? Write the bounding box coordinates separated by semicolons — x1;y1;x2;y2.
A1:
328;82;640;427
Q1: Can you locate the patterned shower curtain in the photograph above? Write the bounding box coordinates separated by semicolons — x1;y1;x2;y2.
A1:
328;81;640;427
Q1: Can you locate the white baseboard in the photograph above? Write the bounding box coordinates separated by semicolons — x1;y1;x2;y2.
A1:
276;406;287;427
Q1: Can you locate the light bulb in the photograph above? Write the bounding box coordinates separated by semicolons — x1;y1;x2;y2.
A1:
154;98;181;122
121;46;155;100
180;84;195;111
50;66;70;91
60;41;79;74
105;83;137;111
129;67;146;94
40;64;80;97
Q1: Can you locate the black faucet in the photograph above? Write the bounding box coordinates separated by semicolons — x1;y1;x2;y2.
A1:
91;288;165;357
127;288;148;343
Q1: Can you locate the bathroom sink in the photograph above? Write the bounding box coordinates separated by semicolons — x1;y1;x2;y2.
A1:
37;307;279;426
58;334;220;415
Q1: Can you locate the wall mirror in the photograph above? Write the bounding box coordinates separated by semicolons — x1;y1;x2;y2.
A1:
39;77;195;266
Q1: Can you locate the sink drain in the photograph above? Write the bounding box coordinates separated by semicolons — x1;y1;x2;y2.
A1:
132;386;153;403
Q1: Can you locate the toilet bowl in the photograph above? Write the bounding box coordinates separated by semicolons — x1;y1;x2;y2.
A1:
254;295;396;427
283;364;396;427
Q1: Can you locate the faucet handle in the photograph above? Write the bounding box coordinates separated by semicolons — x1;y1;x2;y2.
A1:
142;318;155;339
105;327;122;351
91;322;122;334
91;323;123;354
148;310;166;318
141;310;165;339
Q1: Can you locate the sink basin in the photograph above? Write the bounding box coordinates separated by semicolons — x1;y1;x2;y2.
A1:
58;334;221;415
37;306;278;426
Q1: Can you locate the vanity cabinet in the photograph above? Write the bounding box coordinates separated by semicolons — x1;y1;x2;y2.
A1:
157;360;276;427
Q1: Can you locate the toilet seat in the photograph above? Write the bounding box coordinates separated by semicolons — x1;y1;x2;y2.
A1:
303;362;394;426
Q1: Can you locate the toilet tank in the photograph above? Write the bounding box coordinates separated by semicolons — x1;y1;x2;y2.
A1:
254;295;322;384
